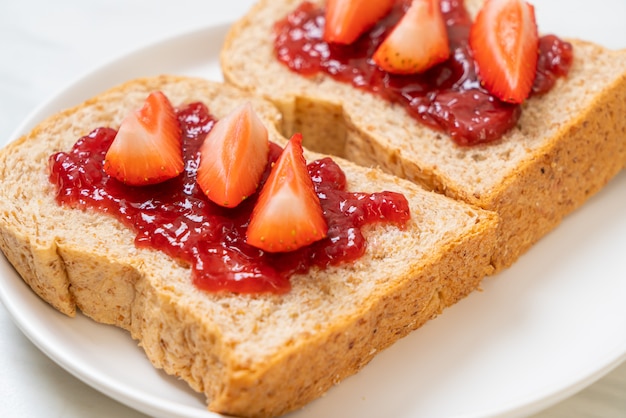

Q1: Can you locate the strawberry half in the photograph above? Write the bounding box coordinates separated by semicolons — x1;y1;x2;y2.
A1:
197;102;269;208
104;91;183;186
373;0;450;74
469;0;539;103
323;0;394;45
246;133;328;253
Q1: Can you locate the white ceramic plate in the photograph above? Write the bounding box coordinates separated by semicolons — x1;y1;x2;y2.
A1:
1;3;626;418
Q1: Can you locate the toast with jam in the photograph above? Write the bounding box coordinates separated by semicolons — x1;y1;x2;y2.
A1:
0;75;498;417
220;0;626;271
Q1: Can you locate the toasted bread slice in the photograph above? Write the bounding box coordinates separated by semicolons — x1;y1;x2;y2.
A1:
0;75;498;417
220;0;626;271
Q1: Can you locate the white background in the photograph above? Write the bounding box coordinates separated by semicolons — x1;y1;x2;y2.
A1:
0;1;625;417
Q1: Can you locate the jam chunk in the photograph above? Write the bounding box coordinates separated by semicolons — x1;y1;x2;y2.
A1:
274;0;573;145
49;102;410;294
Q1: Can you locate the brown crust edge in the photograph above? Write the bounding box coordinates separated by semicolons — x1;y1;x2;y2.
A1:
207;213;498;417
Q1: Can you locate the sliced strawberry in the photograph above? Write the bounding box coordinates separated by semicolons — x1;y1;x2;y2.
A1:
104;91;183;186
469;0;539;103
246;133;328;253
373;0;450;74
323;0;394;45
197;102;269;208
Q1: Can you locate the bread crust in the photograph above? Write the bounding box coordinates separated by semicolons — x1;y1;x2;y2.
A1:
220;0;626;271
0;75;499;417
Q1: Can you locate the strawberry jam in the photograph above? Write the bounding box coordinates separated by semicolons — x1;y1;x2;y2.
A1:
274;0;573;145
48;102;410;294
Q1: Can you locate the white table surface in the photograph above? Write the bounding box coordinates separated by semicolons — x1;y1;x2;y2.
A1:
0;1;624;417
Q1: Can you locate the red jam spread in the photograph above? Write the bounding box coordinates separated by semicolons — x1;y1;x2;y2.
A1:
274;0;574;146
48;102;410;294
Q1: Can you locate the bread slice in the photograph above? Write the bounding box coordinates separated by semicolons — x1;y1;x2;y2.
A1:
220;0;626;271
0;75;498;417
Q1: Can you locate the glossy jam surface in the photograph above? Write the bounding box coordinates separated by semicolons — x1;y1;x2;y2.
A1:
274;0;574;145
49;102;410;294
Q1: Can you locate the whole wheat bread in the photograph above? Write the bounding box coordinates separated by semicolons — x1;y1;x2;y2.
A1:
220;0;626;271
0;75;498;417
